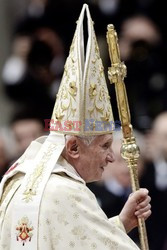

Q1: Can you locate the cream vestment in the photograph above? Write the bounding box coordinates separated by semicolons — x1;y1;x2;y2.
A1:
0;136;139;250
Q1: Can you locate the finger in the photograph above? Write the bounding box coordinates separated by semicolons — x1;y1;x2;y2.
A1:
130;188;149;196
129;189;149;204
136;196;151;209
135;204;151;216
137;210;152;219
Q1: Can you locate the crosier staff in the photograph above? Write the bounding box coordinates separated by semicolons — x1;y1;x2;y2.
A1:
107;24;149;250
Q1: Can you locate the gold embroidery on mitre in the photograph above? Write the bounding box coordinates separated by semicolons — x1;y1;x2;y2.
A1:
89;83;97;99
16;216;34;246
85;32;113;127
52;33;79;123
51;4;114;135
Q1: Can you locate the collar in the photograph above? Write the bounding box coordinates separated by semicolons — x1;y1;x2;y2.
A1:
53;155;86;185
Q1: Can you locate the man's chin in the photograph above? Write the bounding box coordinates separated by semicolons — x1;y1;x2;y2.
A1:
86;176;102;184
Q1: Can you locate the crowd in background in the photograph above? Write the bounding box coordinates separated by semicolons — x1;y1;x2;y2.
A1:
1;0;167;249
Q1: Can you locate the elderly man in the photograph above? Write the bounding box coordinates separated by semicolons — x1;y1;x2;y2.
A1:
0;4;151;250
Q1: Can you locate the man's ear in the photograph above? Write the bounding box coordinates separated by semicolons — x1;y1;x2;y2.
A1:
66;137;79;159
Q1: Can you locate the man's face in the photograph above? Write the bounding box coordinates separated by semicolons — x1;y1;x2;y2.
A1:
76;134;115;183
102;140;131;187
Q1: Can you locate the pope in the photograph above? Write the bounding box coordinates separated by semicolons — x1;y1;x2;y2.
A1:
0;4;151;250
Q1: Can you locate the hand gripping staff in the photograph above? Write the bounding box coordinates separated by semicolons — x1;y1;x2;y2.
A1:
107;24;149;250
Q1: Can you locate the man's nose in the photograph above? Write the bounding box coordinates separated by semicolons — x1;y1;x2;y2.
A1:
106;150;115;163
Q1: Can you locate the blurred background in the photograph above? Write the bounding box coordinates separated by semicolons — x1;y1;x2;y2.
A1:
0;0;167;249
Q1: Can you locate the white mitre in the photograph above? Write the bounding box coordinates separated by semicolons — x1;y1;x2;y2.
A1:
51;3;114;135
0;4;114;250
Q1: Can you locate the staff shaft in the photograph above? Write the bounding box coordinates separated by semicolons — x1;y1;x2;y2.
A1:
107;24;149;250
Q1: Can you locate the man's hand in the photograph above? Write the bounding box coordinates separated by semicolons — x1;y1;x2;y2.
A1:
119;188;151;233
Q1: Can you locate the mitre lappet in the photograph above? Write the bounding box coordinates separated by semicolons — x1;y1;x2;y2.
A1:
0;4;114;250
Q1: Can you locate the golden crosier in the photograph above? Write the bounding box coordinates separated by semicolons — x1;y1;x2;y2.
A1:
121;137;140;161
107;24;149;250
108;63;127;84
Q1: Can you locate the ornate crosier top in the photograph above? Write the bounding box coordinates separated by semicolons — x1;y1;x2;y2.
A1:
51;4;114;135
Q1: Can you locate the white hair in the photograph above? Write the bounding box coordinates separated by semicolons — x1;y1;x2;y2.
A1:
65;135;98;146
